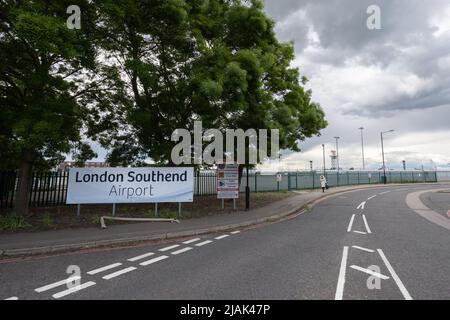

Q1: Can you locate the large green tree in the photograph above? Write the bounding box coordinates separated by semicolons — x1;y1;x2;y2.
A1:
0;0;119;215
98;0;327;167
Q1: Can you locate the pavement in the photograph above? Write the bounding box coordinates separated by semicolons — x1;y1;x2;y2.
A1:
420;189;450;218
1;183;443;257
0;183;449;300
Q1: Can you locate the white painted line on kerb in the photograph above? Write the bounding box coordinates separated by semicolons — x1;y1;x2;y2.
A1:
335;246;349;300
347;214;355;232
195;240;213;247
230;231;240;234
215;234;230;240
4;297;18;300
87;262;122;275
171;247;193;255
127;252;154;262
362;214;372;234
351;246;375;253
102;267;136;280
182;238;201;244
357;201;366;210
52;281;96;299
367;195;377;200
159;244;180;252
377;249;413;300
353;230;367;235
139;255;169;266
349;265;390;280
35;276;81;293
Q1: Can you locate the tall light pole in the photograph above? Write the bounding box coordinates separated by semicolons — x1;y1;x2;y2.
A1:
322;144;326;175
381;130;394;184
359;127;365;170
334;137;340;185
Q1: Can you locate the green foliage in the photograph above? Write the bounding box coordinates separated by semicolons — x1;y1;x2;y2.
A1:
0;215;31;230
41;212;54;227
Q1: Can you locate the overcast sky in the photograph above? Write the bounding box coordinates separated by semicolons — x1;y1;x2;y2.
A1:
261;0;450;171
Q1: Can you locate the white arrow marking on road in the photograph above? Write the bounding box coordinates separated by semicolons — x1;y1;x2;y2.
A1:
357;201;366;210
349;265;390;280
335;246;349;300
52;281;96;299
35;276;81;293
347;214;356;232
377;249;413;300
362;215;372;234
353;231;367;235
367;195;377;200
351;246;375;253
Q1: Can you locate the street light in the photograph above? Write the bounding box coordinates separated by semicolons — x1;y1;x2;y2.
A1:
334;137;340;185
358;127;365;170
380;129;394;184
322;144;326;175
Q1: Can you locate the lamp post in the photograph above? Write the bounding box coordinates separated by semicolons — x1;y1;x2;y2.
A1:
322;144;326;175
334;137;340;185
359;127;365;170
381;130;394;184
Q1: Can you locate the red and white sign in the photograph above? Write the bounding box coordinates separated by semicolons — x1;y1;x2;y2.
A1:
217;163;239;199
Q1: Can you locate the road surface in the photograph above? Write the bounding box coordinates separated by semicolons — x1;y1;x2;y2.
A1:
1;184;449;300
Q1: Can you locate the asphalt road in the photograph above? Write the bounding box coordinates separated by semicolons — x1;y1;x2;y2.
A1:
1;184;449;300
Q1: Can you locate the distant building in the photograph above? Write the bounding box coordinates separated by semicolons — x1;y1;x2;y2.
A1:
58;161;109;172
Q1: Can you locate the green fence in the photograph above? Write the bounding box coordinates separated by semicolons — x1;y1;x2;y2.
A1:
0;170;439;209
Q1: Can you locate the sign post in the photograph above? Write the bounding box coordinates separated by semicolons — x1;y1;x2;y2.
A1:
217;163;239;209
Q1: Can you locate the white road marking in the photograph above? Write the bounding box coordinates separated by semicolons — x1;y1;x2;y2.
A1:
379;191;391;195
139;255;169;266
377;249;413;300
182;238;201;244
159;244;180;252
215;234;230;240
102;267;137;280
362;214;372;234
195;240;213;247
127;252;154;262
4;297;18;300
367;195;377;200
356;201;366;210
52;281;96;299
35;276;81;293
230;231;240;234
171;247;193;255
347;214;356;232
349;265;390;280
87;262;122;275
353;230;367;235
351;246;375;253
335;246;349;300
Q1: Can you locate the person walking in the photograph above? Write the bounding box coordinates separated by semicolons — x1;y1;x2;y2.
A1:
320;175;327;192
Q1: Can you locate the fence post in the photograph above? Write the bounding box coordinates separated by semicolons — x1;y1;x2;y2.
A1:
312;172;315;189
296;172;298;190
254;172;258;193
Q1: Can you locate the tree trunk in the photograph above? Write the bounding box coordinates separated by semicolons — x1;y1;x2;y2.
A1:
14;150;35;216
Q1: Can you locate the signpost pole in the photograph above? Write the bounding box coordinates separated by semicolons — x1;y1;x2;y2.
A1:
77;204;81;217
155;202;158;217
233;198;236;210
221;198;224;209
178;202;181;218
112;203;116;216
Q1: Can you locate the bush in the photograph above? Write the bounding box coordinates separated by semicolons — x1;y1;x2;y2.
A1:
0;215;32;231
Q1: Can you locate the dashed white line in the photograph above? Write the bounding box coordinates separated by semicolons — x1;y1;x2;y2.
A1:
353;230;367;235
35;276;81;293
349;265;390;280
357;201;366;210
102;267;137;280
367;195;377;200
351;246;375;253
195;240;213;247
4;297;18;300
139;255;169;266
230;231;240;234
159;244;180;252
379;191;391;195
52;281;96;299
171;247;193;255
127;252;155;262
215;234;230;240
335;246;349;300
362;214;372;234
347;214;356;232
182;238;201;244
377;249;413;300
87;262;122;275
